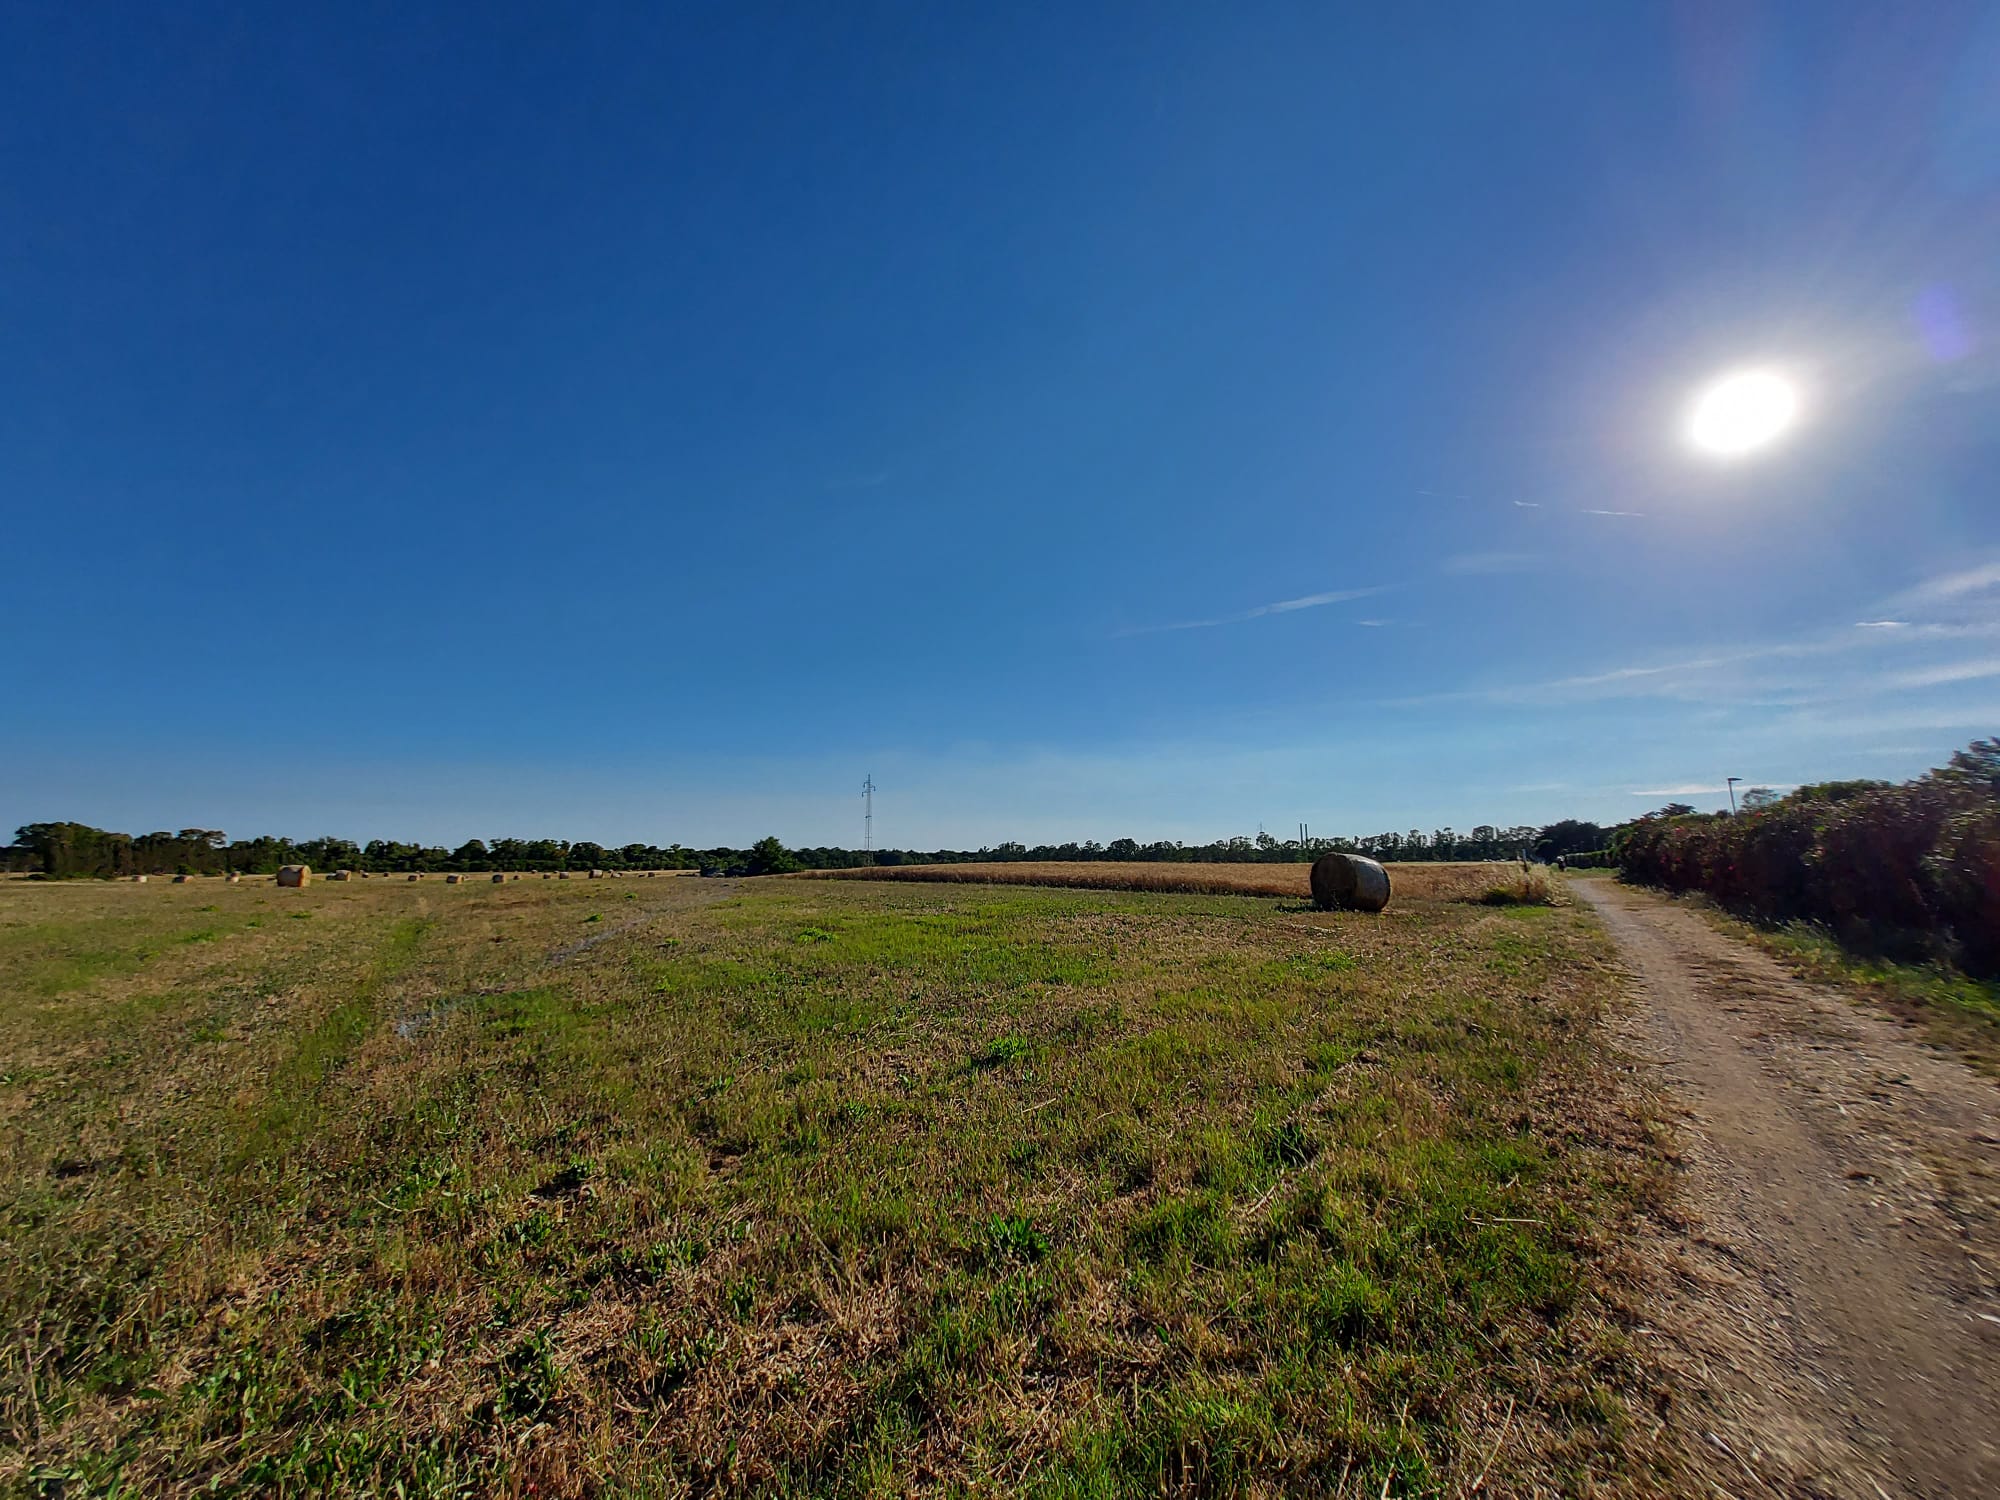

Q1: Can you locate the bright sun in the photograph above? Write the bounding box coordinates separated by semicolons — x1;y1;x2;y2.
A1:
1686;368;1801;457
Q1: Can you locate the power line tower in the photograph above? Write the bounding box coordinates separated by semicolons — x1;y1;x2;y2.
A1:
862;774;875;852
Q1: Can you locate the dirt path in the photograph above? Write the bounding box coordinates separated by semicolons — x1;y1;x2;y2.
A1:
1573;879;2000;1497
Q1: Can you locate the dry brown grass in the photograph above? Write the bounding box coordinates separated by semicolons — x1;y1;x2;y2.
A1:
801;859;1524;904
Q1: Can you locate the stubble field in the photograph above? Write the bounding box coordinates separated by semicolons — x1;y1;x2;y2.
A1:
1;868;1676;1497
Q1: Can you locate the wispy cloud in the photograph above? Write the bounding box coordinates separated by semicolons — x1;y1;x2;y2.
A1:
1896;560;2000;605
1512;500;1542;509
1580;507;1646;518
1119;586;1387;636
1856;620;1907;629
1888;658;2000;689
1441;551;1538;576
1383;601;2000;711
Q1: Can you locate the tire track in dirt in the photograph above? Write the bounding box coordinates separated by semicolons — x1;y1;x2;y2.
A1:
1575;878;2000;1497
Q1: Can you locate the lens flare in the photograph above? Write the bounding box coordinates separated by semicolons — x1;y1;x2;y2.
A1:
1686;369;1801;457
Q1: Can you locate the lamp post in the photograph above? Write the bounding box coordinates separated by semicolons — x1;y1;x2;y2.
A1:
1726;777;1741;814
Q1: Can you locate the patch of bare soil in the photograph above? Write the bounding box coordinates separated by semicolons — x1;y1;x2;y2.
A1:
1575;878;2000;1497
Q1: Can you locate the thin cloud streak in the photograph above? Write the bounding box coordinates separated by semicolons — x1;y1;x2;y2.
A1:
1894;560;2000;606
1889;658;2000;689
1382;613;2000;711
1118;586;1387;636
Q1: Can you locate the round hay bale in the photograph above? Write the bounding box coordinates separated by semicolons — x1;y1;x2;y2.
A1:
330;869;354;882
558;872;571;880
226;874;242;884
1309;852;1391;913
132;875;149;884
172;873;195;883
588;869;604;879
491;873;506;883
276;865;311;888
407;874;420;881
445;873;464;884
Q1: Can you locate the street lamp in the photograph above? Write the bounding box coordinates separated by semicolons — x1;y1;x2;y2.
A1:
1726;777;1741;814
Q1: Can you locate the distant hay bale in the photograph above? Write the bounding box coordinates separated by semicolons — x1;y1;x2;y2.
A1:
492;873;506;883
511;874;521;881
588;869;604;879
445;873;464;884
559;872;571;880
226;874;242;884
132;875;149;884
173;874;195;883
330;870;354;882
1309;853;1391;913
407;874;420;881
276;865;311;888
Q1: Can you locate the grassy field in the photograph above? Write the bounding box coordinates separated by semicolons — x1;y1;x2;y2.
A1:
1;870;1674;1497
803;861;1547;905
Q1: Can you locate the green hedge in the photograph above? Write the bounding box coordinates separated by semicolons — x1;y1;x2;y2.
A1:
1611;741;2000;976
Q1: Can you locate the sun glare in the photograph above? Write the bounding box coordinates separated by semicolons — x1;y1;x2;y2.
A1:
1686;368;1801;458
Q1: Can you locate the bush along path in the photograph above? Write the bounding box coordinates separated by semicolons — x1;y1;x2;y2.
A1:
1574;876;2000;1498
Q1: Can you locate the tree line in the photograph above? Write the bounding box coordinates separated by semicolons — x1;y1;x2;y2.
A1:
5;819;1611;879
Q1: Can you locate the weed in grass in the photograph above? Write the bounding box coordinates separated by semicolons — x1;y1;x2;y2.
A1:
984;1213;1050;1264
971;1034;1031;1069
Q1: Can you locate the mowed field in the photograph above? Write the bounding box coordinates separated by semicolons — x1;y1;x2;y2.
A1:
1;869;1678;1497
803;861;1521;903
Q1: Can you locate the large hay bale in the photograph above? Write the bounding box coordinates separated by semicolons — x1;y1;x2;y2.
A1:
226;874;242;884
172;874;195;883
132;875;148;884
492;873;506;883
558;872;571;880
1309;852;1391;912
276;865;311;888
445;873;464;884
407;874;420;881
330;869;354;882
588;869;604;879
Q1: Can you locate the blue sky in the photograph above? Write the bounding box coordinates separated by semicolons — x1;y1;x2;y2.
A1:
6;3;1998;849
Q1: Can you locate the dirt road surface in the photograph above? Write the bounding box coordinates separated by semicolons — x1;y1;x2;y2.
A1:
1574;878;2000;1497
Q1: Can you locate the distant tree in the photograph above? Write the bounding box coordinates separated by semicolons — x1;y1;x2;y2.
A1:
1738;787;1782;812
1531;819;1607;861
744;836;799;876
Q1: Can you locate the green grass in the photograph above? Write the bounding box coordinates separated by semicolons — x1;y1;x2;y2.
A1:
0;874;1679;1497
